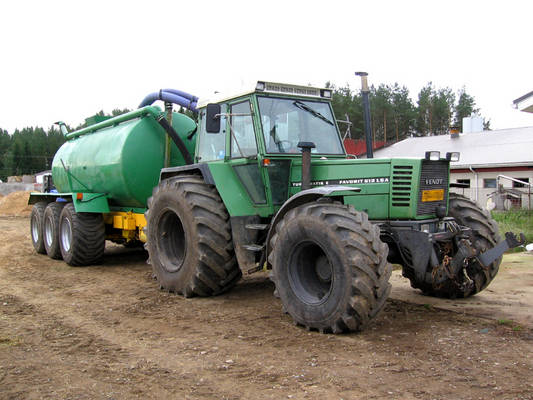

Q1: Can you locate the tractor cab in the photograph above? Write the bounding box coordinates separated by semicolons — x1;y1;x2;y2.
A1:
193;81;350;217
196;81;344;161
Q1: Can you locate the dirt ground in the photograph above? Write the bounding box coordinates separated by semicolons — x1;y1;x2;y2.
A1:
1;215;532;400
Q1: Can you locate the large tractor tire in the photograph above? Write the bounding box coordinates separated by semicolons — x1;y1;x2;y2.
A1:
268;202;392;333
30;201;47;254
145;175;241;297
409;193;501;298
44;202;66;259
58;203;106;266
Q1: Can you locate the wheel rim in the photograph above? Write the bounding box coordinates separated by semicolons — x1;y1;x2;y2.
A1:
288;241;333;305
60;217;72;252
45;215;54;247
31;214;40;243
156;208;186;273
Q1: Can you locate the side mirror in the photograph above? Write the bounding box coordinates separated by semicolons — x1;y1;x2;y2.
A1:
206;103;221;133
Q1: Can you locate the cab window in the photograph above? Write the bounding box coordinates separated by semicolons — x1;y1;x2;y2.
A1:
197;104;226;161
230;101;257;158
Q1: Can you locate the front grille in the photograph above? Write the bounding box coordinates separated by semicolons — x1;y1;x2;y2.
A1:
392;165;413;207
417;160;448;216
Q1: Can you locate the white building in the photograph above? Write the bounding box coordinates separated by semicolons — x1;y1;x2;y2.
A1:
373;127;533;209
513;90;533;114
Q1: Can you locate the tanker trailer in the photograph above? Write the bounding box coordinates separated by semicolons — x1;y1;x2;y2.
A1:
29;90;198;265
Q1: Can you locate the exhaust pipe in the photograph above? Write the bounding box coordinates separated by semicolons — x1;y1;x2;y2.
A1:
355;72;373;158
297;141;315;190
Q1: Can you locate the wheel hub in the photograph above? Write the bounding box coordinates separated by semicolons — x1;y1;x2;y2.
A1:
31;215;39;242
288;241;333;305
60;218;72;252
45;215;54;247
156;209;186;273
315;254;332;283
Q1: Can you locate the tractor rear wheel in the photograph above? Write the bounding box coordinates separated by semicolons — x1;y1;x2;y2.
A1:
145;175;241;297
59;203;106;266
43;202;65;259
408;193;501;298
268;202;392;333
30;201;47;254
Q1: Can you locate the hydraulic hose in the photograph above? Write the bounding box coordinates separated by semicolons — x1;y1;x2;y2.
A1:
156;115;194;165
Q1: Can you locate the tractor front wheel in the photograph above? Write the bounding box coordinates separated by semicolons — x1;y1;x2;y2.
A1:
145;175;241;297
269;202;392;333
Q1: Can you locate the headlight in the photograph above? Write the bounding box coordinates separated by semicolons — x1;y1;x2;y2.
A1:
425;151;440;161
446;152;460;162
321;89;332;98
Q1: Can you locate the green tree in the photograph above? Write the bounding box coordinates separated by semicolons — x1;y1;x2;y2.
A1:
416;82;434;136
390;83;416;141
111;108;131;116
370;84;393;144
0;129;12;180
432;87;455;135
329;83;364;140
454;87;479;131
416;83;455;136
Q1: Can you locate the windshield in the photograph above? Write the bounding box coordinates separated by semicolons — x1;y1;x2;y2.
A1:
257;96;344;155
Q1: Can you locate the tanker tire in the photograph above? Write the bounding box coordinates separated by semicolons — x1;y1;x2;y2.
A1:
43;202;65;259
59;203;106;266
145;175;241;297
268;202;392;333
30;202;47;254
409;193;501;298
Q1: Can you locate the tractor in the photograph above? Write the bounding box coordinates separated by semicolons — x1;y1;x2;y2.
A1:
29;81;523;333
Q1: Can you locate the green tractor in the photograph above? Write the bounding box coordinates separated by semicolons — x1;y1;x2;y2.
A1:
29;81;523;334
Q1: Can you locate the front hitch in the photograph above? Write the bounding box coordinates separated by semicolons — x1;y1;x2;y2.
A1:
431;231;525;287
477;232;526;267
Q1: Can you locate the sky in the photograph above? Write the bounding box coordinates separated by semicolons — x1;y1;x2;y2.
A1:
1;0;532;133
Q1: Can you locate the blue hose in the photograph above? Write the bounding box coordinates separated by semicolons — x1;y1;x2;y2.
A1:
138;89;198;112
162;89;199;102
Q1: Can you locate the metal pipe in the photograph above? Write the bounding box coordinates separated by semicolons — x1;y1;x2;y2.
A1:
156;115;194;165
297;141;316;190
66;106;161;140
469;166;478;203
355;72;373;158
164;102;173;168
497;174;531;210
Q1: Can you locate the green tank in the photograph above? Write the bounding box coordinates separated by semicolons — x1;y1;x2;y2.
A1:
52;106;196;208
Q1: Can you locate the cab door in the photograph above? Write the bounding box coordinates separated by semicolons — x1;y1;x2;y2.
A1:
226;100;271;209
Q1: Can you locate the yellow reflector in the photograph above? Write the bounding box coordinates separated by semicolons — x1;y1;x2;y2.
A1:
422;189;444;202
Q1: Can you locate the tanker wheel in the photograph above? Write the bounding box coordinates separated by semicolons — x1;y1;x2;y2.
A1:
409;193;501;298
59;203;106;266
43;202;66;259
268;202;392;333
30;201;47;254
145;175;241;297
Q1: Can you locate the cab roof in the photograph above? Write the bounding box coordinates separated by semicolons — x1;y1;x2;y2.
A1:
196;81;332;109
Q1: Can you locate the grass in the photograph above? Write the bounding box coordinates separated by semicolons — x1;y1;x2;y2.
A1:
0;336;22;347
496;319;523;332
491;209;533;249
